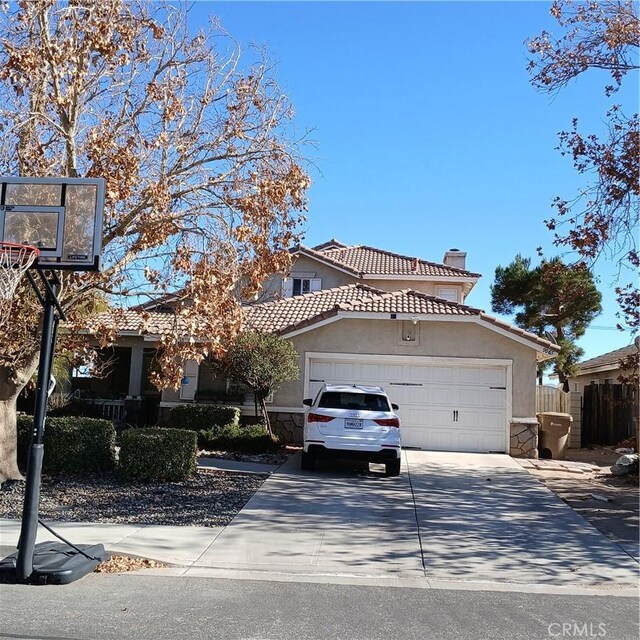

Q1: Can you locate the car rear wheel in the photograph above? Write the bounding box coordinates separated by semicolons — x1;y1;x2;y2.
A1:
301;451;316;471
385;458;401;477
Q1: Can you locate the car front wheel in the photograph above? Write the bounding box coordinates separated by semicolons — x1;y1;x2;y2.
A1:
385;458;401;477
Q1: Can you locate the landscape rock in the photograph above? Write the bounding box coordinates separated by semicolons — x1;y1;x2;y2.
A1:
611;454;639;477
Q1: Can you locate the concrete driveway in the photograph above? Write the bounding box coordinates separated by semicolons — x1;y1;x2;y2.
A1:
407;451;638;585
187;451;638;587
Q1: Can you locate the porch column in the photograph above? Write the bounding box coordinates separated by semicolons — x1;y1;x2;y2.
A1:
128;344;145;398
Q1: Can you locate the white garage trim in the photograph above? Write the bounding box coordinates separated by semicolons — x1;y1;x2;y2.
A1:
304;352;513;453
283;315;342;339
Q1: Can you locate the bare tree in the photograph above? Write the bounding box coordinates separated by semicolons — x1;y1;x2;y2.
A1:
527;0;639;347
0;0;310;482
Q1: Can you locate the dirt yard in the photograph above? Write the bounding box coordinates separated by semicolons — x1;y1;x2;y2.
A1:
527;447;639;560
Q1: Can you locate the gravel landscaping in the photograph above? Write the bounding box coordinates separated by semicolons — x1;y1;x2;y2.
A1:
0;470;266;527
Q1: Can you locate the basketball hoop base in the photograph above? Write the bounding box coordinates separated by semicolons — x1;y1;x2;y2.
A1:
0;542;109;585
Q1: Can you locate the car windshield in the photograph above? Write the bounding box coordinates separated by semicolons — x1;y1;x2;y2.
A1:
318;392;390;411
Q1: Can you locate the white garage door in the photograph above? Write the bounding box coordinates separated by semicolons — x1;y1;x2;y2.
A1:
307;355;509;453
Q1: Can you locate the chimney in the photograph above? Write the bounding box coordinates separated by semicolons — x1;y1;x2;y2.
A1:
443;248;466;270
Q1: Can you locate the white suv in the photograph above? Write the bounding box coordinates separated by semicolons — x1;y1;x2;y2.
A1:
301;384;402;476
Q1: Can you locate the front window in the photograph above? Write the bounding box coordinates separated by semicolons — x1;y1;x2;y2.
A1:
318;392;390;411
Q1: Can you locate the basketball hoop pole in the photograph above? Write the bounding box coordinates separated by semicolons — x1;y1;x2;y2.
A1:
0;176;109;584
16;269;64;582
4;268;108;585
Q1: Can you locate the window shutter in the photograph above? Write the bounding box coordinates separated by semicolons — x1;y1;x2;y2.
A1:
310;278;322;292
180;360;200;400
281;278;294;297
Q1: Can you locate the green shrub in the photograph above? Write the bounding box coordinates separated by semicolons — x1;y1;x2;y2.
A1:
197;429;212;449
167;404;240;431
17;415;116;474
119;428;197;482
199;423;280;454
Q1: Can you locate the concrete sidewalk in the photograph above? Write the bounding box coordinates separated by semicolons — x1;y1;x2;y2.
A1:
0;519;224;567
0;456;278;567
197;456;280;474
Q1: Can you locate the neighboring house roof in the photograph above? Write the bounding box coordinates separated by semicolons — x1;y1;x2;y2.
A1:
295;244;481;279
244;283;558;355
311;239;349;251
575;344;639;376
130;292;182;312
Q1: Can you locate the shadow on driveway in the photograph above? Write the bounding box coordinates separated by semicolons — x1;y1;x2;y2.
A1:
193;454;423;577
406;451;639;585
192;451;639;587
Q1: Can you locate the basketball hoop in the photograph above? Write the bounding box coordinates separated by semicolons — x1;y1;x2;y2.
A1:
0;242;40;326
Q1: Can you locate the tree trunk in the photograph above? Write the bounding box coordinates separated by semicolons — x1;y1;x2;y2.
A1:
555;323;568;386
0;393;22;484
258;396;273;438
0;358;39;484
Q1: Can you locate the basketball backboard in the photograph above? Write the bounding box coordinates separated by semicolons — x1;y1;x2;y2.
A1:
0;177;105;271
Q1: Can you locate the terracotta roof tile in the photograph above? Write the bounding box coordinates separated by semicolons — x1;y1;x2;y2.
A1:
94;309;188;335
301;244;480;278
98;286;558;354
245;284;383;334
244;285;557;352
345;289;481;316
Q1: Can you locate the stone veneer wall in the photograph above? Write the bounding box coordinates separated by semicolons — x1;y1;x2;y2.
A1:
269;412;304;444
510;420;539;459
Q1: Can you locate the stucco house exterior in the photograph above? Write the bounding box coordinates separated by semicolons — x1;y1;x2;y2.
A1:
77;240;559;457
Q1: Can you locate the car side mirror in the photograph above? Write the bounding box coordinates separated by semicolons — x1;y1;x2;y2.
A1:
392;403;399;411
302;398;313;407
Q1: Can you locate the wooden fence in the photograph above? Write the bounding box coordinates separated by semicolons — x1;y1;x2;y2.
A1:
581;383;637;447
536;385;570;414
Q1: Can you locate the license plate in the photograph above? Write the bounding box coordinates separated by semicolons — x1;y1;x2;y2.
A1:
345;418;363;430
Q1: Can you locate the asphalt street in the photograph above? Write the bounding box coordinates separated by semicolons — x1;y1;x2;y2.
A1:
0;575;638;640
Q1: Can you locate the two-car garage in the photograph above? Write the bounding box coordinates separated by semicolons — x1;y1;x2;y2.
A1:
306;353;511;453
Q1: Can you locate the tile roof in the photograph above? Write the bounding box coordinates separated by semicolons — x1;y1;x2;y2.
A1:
98;286;558;354
244;284;557;352
93;309;188;335
577;344;639;373
299;244;481;278
245;284;383;334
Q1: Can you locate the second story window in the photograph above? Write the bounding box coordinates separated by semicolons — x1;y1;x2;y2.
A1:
436;287;459;302
293;278;311;296
282;276;321;297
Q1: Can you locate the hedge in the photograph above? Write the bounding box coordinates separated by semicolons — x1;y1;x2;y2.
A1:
167;404;240;432
119;428;197;482
198;423;280;454
17;415;116;474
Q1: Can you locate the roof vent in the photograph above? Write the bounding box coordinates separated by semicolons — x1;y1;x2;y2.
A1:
443;249;467;270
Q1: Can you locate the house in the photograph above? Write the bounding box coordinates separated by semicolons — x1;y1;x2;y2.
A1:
569;343;639;395
75;241;559;457
566;343;639;447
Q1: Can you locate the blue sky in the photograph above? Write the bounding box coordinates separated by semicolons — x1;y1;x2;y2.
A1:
190;1;638;361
